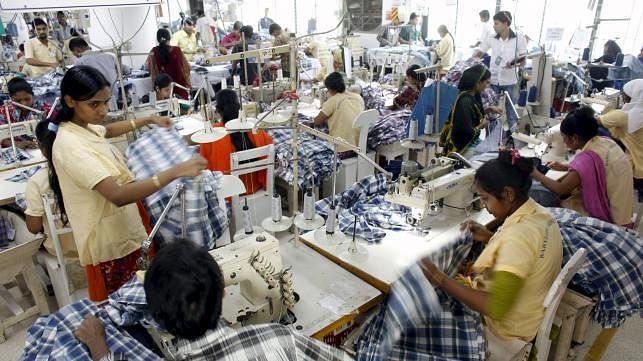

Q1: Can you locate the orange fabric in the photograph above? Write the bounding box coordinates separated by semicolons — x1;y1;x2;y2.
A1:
84;249;141;302
136;201;153;234
200;123;273;195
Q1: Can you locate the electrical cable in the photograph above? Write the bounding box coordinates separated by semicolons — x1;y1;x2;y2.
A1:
108;9;124;44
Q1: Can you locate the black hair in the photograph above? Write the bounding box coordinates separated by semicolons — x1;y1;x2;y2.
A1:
405;65;427;84
70;28;80;37
195;10;205;17
183;18;194;27
324;72;346;93
602;40;622;63
19;43;24;52
56;11;65;17
493;11;512;26
269;23;282;36
145;241;224;340
42;66;111;224
8;77;33;96
33;18;47;28
475;149;533;201
154;73;173;90
233;21;243;31
35;120;53;159
409;13;418;20
479;10;490;19
560;106;598;142
68;37;88;52
156;28;172;65
240;25;253;39
215;89;255;152
458;64;491;92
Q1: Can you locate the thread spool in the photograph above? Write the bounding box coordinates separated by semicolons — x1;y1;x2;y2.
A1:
582;48;590;61
277;69;284;80
242;201;254;234
271;193;282;222
108;96;118;112
130;90;139;108
528;85;538;103
326;205;337;234
615;53;624;67
303;189;315;220
149;91;156;107
233;75;240;89
424;114;434;135
408;117;418;141
518;89;528;106
221;77;227;89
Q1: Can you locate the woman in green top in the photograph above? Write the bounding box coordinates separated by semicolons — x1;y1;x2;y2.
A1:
399;13;420;44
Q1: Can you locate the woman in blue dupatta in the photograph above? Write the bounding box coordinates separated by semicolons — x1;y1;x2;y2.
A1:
531;107;634;227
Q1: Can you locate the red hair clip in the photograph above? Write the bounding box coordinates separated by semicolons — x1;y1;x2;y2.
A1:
510;148;520;165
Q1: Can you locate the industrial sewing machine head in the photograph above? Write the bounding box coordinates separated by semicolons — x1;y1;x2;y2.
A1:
385;155;476;229
580;87;620;115
147;232;297;358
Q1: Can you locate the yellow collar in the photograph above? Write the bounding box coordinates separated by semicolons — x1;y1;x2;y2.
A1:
501;198;538;228
60;121;105;143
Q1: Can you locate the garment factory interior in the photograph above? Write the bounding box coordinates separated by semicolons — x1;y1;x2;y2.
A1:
0;0;641;360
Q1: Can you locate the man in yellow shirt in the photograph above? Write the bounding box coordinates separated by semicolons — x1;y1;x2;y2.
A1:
25;18;62;77
314;72;364;153
170;19;200;60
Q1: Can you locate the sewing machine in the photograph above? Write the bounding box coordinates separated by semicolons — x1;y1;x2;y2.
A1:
385;156;476;229
0;119;38;140
517;113;560;136
147;232;296;358
580;87;620;115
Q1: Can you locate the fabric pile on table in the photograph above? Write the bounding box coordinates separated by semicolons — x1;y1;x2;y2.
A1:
1;147;33;165
27;71;64;104
4;165;42;183
355;232;486;361
361;85;397;111
367;109;411;150
126;128;227;250
315;173;412;243
549;207;642;328
265;127;341;187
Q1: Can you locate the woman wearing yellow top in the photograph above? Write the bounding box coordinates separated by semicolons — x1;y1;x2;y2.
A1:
598;79;643;187
421;150;563;355
41;66;207;301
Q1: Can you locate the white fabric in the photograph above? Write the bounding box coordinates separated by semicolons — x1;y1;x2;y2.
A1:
196;16;216;47
622;79;643;134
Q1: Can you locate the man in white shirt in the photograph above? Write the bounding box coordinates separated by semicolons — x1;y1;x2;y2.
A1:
195;10;216;47
471;10;493;67
475;11;526;130
69;38;119;88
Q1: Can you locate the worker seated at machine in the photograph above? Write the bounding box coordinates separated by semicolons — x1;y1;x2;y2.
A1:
0;77;55;149
140;73;173;116
314;72;364;157
200;89;273;195
420;149;563;354
390;65;426;110
532;106;634;227
597;79;643;189
74;242;350;361
439;64;491;158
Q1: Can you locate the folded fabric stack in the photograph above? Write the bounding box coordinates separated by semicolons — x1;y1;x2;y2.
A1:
356;232;486;361
367;109;411;150
361;85;397;111
549;207;642;328
266;127;341;187
4;165;41;183
315;173;412;243
1;147;33;165
126;128;227;250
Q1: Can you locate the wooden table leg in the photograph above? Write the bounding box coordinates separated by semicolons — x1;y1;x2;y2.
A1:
583;328;618;361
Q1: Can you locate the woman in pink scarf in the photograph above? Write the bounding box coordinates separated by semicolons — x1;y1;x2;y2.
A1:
532;107;634;227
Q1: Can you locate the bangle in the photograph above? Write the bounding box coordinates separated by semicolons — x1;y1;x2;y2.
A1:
152;175;161;189
130;120;137;132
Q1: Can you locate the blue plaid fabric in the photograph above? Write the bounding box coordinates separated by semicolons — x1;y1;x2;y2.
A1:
549;207;643;328
0;214;14;248
22;298;161;361
266;128;341;187
1;147;33;165
4;165;42;183
315;174;413;243
367;109;411;150
126;128;228;249
103;276;159;328
356;232;486;361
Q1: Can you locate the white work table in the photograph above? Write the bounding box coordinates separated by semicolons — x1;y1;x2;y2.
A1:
277;233;383;339
0;153;46;206
299;208;494;293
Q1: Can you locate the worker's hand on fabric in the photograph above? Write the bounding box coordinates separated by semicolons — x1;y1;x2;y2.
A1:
545;160;568;172
74;314;110;360
149;116;173;128
476;118;490;130
16;140;39;149
485;106;503;114
419;257;446;286
460;220;493;243
175;156;208;177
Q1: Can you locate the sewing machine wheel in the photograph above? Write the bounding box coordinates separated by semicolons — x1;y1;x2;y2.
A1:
405;213;417;226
